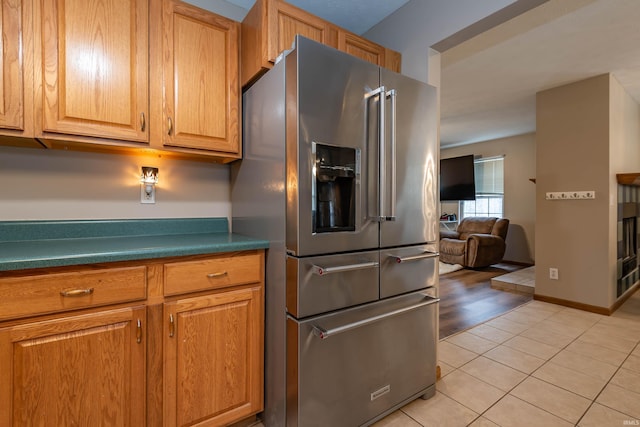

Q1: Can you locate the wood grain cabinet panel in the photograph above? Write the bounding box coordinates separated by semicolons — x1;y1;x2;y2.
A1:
164;251;262;296
0;0;36;145
338;31;386;68
268;0;337;61
35;0;149;142
162;0;240;156
0;0;26;131
0;306;146;426
163;285;264;426
0;265;147;321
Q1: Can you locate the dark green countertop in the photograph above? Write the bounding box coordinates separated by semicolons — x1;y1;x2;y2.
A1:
0;218;269;272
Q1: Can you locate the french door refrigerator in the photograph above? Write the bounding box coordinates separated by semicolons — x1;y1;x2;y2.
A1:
232;36;439;427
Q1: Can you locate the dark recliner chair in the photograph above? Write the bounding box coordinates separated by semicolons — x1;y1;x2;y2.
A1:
439;217;509;268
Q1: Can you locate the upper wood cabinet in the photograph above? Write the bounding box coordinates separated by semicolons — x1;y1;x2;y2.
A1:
0;0;37;146
34;0;149;143
160;0;240;157
338;30;401;73
241;0;400;87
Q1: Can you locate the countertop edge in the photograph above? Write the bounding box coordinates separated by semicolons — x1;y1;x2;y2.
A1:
0;235;269;272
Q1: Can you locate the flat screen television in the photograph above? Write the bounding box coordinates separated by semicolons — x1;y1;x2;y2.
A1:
440;155;476;201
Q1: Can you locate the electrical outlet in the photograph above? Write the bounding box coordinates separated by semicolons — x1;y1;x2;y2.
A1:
141;184;156;204
549;267;558;280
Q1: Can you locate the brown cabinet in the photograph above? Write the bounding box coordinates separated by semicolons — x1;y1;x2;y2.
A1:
0;305;147;425
160;0;240;159
0;249;264;427
241;0;401;87
338;30;402;72
0;0;37;147
163;286;263;426
34;0;149;143
161;250;264;426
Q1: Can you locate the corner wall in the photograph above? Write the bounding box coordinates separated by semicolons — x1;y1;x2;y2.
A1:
441;132;536;264
535;74;611;309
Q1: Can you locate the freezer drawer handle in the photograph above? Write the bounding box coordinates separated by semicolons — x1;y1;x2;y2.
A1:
312;296;439;339
390;251;438;263
311;261;379;276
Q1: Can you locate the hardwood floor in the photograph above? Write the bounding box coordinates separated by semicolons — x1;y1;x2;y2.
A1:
438;263;533;338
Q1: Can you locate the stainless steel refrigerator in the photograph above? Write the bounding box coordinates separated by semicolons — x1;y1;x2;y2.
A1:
232;36;439;427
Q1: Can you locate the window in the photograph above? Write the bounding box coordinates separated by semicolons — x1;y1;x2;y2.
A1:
462;156;504;218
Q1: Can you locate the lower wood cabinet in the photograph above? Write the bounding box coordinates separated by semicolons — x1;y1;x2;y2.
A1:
0;306;147;426
163;285;264;426
0;249;265;427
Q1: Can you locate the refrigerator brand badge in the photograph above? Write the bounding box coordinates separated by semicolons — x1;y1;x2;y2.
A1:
370;385;391;401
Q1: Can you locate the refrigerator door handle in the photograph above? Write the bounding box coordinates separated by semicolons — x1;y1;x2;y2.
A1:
365;86;386;222
386;89;397;221
311;295;440;339
311;261;379;276
389;251;438;264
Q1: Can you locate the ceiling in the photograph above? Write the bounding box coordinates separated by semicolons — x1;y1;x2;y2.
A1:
439;0;640;147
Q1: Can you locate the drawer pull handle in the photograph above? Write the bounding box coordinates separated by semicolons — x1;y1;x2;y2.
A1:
390;251;438;264
60;288;94;297
136;319;142;344
140;112;146;132
169;314;175;338
207;271;228;278
167;117;173;135
312;261;378;276
312;295;439;339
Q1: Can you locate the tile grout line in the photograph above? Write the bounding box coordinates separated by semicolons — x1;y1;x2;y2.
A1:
440;307;640;426
574;339;640;425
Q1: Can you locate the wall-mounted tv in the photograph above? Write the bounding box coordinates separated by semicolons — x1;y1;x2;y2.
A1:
440;155;476;201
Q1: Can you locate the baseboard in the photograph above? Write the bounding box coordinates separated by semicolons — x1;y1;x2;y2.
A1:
533;294;611;315
535;280;640;316
610;281;640;313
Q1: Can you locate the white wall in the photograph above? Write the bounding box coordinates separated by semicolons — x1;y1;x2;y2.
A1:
441;133;536;264
0;146;230;221
364;0;515;82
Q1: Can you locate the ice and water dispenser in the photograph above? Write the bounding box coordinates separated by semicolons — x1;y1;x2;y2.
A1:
313;143;357;233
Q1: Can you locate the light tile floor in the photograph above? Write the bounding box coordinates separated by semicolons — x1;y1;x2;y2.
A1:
373;290;640;427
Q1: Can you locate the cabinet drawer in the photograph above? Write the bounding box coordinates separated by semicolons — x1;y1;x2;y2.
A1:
0;266;147;321
164;252;262;296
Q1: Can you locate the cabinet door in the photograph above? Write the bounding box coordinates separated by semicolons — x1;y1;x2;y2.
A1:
338;31;386;68
162;0;239;154
0;0;27;132
164;286;264;427
36;0;149;142
268;0;337;61
0;306;146;426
